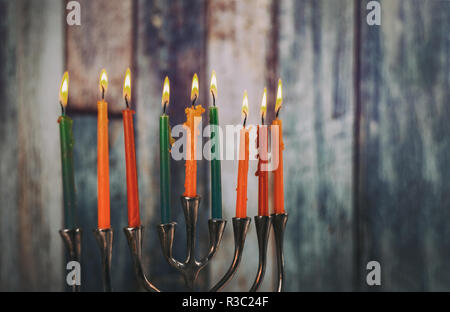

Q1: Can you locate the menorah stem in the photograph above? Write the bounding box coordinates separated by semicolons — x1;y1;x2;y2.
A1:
158;195;226;291
59;228;82;292
249;216;272;292
94;228;113;292
272;213;288;292
209;217;251;292
124;226;160;292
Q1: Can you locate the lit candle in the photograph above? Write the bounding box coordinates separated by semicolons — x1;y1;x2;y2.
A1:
272;80;285;214
209;71;222;219
256;88;269;216
97;69;111;229
235;91;250;218
184;74;205;197
58;72;78;229
122;68;140;228
160;77;172;224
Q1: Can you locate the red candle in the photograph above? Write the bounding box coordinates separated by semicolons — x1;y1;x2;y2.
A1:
184;74;205;197
256;88;269;216
97;69;111;229
273;80;285;214
122;68;140;228
236;91;250;218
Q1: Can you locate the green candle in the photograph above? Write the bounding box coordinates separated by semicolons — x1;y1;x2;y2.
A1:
58;72;77;229
209;71;222;219
160;77;171;224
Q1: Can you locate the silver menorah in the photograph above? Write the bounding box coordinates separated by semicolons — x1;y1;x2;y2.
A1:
59;195;288;292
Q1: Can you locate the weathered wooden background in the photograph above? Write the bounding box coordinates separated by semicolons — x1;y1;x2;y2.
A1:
0;0;449;291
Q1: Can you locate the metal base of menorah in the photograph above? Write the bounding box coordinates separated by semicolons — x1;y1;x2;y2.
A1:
94;228;113;292
158;196;226;290
59;228;82;292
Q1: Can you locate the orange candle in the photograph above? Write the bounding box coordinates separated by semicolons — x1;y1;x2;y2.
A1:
184;74;205;197
236;91;250;218
256;88;269;216
273;80;285;214
122;68;140;228
97;69;111;229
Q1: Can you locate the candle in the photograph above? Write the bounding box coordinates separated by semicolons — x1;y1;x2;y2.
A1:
122;68;141;228
256;88;269;216
160;77;172;224
58;72;78;229
235;91;250;218
97;69;111;229
272;79;285;214
184;74;205;197
209;71;222;219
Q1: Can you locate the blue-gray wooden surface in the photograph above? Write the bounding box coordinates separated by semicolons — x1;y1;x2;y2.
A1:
1;0;450;291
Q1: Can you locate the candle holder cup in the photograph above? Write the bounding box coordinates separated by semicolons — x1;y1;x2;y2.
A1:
249;215;272;292
157;195;226;290
93;228;113;292
272;213;288;292
59;228;82;292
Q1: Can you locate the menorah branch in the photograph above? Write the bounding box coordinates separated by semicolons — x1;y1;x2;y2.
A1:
124;226;160;292
59;228;82;292
157;196;226;290
94;228;113;292
249;216;272;292
272;213;288;292
209;217;251;292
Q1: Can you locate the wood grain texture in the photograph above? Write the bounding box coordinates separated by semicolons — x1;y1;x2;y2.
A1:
0;0;64;291
135;0;210;291
278;0;355;291
206;0;276;292
66;0;133;114
358;0;450;291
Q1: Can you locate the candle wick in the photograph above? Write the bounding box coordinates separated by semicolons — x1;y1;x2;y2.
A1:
211;91;216;107
261;115;265;125
163;101;168;114
276;107;281;119
102;86;105;100
125;95;130;109
243;112;247;128
60;102;66;116
192;95;197;107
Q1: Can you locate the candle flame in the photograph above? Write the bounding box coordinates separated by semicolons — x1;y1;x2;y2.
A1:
275;79;282;113
191;73;199;102
260;88;267;120
210;70;217;98
99;69;109;96
161;76;170;109
242;90;249;119
123;68;131;102
59;72;69;108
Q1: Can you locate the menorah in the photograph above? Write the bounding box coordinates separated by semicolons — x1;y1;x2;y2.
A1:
59;195;287;292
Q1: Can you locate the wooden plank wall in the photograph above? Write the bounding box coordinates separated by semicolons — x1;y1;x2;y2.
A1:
357;0;450;291
278;0;355;291
1;0;450;292
0;0;64;291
